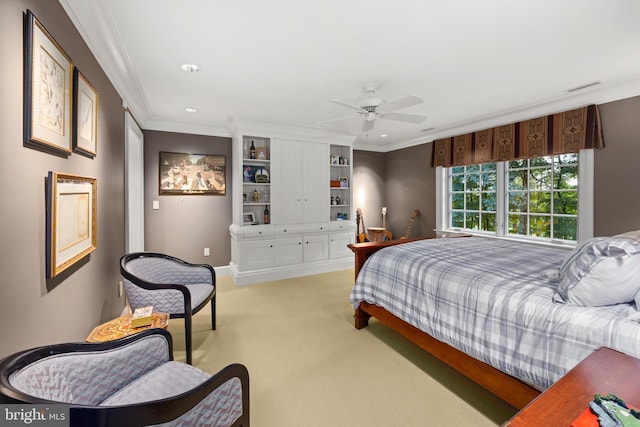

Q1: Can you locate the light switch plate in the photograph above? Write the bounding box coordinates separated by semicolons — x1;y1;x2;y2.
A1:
152;200;159;210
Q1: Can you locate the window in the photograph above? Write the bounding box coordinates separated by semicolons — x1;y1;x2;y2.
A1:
440;151;592;245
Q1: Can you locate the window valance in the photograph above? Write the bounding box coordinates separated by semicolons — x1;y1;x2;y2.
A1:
432;105;604;167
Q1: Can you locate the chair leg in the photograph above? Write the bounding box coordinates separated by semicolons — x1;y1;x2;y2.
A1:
185;312;192;365
211;295;216;330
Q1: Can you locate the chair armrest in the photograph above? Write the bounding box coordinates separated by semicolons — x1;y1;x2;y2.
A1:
71;363;250;427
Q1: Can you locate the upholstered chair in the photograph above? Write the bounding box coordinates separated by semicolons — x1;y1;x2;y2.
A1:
0;329;249;426
120;252;216;365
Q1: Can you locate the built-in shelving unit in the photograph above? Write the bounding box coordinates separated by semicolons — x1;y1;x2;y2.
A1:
241;136;270;225
329;144;351;222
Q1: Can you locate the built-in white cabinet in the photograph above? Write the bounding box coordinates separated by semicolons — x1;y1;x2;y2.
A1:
229;130;355;285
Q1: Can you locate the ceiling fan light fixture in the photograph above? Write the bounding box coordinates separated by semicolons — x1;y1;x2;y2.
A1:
184;107;198;113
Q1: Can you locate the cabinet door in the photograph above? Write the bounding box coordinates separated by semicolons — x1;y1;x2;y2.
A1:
276;236;303;266
271;139;302;224
303;235;328;262
329;232;354;259
238;239;275;270
301;142;328;224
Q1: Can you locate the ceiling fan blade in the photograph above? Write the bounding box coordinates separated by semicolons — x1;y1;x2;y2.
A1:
362;119;374;133
329;99;367;113
378;95;423;113
379;112;427;124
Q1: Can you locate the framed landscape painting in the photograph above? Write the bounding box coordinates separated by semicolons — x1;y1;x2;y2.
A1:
46;172;97;278
159;152;226;195
24;10;73;156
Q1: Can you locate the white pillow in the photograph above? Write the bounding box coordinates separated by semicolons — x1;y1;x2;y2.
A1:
554;236;640;306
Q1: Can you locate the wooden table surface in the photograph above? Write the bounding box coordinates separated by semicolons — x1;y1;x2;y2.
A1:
506;347;640;426
86;311;170;342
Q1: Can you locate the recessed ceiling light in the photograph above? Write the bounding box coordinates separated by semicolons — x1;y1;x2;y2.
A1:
184;107;198;113
380;134;388;138
181;64;199;73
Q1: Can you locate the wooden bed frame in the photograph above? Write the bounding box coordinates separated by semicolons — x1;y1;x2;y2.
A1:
348;237;541;410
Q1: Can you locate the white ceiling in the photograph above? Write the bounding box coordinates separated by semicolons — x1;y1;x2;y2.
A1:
60;0;640;151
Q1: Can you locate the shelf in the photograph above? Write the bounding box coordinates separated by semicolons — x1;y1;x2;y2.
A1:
244;182;270;186
244;202;270;206
330;164;350;167
331;204;350;207
330;187;350;190
243;159;270;164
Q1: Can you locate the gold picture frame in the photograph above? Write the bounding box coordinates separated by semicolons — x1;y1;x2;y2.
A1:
72;67;98;157
46;172;97;278
23;10;73;156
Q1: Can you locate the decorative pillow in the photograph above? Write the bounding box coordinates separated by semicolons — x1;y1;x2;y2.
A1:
554;236;640;306
615;229;640;242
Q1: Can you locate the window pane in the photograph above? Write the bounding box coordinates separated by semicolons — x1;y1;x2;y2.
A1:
451;192;464;209
556;166;578;189
531;156;552;167
466;212;479;230
466;174;480;191
451;166;465;174
466;192;479;210
530;168;552;190
509;159;527;168
529;191;551;213
482;213;496;232
481;192;496;212
451;211;464;228
554;191;577;214
554;216;577;240
508;192;528;213
481;162;497;171
451;175;465;191
509;214;527;235
482;172;496;191
466;164;480;173
529;216;551;238
509;170;528;190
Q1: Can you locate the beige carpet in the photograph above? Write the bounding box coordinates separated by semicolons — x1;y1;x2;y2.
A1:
167;269;518;426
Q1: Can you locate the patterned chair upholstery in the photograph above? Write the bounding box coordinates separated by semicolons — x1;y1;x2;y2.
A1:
0;329;250;426
120;252;216;365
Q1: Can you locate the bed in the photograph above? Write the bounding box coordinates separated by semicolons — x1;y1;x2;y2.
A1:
349;234;640;409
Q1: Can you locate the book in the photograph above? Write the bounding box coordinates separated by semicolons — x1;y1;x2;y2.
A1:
131;306;153;328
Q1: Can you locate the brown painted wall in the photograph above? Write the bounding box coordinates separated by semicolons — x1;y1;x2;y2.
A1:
594;96;640;236
0;1;125;358
143;131;233;266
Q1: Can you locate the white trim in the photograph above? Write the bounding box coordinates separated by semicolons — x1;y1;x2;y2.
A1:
124;112;144;253
578;149;594;243
229;258;353;286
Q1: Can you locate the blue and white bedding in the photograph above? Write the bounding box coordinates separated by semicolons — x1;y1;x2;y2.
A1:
350;237;640;389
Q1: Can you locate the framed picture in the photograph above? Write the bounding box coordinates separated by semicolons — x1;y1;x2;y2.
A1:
46;172;97;278
339;177;349;188
23;10;73;156
72;67;98;157
243;212;256;225
159;152;226;195
256;147;267;160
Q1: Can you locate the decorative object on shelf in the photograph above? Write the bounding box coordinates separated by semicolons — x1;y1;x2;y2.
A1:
330;155;339;165
336;195;341;205
24;10;73;156
337;213;348;220
243;212;256;225
262;189;269;203
249;140;256;159
252;189;260;203
257;147;267;160
339;177;349;188
330;180;340;188
254;167;270;183
46;172;97;278
243;193;247;202
159;151;226;195
243;165;255;182
263;205;270;224
331;196;336;205
339;156;348;165
72;67;98;158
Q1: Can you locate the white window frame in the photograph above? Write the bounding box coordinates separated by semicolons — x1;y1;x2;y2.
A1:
435;149;593;246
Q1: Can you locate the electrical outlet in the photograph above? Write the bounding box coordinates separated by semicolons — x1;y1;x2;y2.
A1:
118;280;123;297
204;248;210;257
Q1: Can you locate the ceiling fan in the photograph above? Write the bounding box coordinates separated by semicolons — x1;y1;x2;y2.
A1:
326;84;428;134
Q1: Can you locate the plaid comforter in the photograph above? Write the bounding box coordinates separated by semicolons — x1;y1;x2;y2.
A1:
350;237;640;389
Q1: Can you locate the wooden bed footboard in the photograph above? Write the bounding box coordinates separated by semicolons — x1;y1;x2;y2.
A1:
348;238;541;410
